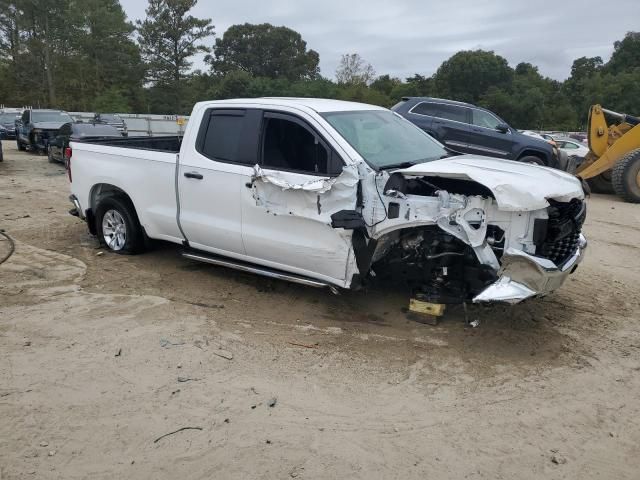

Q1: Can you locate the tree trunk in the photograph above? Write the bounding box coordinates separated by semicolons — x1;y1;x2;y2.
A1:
43;15;56;106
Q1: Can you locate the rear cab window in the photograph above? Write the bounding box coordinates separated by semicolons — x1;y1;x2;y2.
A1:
197;109;261;166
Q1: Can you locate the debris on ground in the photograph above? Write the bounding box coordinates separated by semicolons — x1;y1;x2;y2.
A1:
115;348;122;357
213;349;233;360
267;397;277;408
177;376;200;383
160;338;186;348
551;454;567;465
287;341;319;349
153;426;203;444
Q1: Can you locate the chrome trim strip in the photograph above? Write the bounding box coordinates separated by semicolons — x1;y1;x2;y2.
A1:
408;102;511;134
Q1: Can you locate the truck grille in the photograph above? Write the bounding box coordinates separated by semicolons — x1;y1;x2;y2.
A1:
537;199;585;267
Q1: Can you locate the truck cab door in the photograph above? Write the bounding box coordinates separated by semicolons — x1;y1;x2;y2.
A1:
241;111;358;287
177;108;261;257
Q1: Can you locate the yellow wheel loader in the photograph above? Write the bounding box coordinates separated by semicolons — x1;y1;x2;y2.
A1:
577;105;640;203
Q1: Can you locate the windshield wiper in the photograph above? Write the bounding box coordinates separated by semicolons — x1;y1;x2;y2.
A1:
379;161;417;170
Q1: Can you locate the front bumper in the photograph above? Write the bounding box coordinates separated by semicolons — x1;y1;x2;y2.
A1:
473;234;587;304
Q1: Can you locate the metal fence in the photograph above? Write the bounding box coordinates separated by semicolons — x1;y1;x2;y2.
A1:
69;112;189;137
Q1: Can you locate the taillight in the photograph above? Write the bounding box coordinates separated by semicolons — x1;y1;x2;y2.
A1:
65;147;72;182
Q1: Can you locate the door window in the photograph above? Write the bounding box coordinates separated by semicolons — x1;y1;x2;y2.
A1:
411;102;440;117
472;109;503;130
412;102;469;123
261;116;331;175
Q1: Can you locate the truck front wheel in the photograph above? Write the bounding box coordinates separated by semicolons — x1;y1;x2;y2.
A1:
95;196;145;254
611;149;640;203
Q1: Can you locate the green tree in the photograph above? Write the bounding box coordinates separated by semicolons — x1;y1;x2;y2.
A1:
137;0;214;112
370;74;402;96
335;53;376;85
606;31;640;74
210;23;319;81
434;50;513;103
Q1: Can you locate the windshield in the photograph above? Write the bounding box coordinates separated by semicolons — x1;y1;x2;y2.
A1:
0;113;18;123
321;110;447;169
32;111;74;123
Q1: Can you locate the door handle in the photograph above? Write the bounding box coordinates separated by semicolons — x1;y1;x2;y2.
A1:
184;172;203;180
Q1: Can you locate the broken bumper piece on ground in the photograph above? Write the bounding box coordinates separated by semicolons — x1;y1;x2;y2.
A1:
473;234;587;305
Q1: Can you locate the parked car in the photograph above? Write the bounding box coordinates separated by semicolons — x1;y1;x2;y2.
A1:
555;137;590;160
67;98;587;307
16;109;75;152
392;97;568;170
93;113;128;136
521;130;557;147
0;136;3;162
48;122;121;164
0;124;8;141
0;112;19;139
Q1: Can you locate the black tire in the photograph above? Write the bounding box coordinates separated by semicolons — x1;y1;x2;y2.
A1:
519;155;546;166
47;146;56;163
587;171;614;194
95;196;145;254
611;148;640;203
16;138;26;151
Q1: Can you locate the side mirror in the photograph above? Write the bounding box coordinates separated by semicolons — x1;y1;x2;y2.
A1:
496;124;510;134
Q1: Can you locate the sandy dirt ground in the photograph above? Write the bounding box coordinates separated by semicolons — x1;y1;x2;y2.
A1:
1;139;640;479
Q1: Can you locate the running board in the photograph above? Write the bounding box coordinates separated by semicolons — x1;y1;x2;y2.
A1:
182;251;339;293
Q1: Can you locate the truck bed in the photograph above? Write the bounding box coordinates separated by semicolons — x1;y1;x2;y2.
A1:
79;135;182;153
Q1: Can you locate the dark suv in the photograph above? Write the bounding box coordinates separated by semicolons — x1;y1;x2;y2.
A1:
393;97;566;170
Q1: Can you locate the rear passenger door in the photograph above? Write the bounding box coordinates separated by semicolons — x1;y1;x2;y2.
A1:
465;108;514;158
178;109;260;257
411;102;473;153
241;111;357;285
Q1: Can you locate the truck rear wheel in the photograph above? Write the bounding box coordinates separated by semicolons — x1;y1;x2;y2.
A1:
95;196;145;254
587;171;614;194
611;149;640;203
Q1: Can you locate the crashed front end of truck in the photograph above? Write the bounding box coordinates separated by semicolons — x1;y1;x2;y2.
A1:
252;154;587;309
358;170;586;308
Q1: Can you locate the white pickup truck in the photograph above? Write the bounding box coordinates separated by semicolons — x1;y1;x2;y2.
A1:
68;98;587;305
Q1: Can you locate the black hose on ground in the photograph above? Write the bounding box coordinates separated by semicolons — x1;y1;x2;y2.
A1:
0;229;15;265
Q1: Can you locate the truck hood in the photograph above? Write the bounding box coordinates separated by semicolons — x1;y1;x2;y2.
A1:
32;122;66;130
397;155;585;211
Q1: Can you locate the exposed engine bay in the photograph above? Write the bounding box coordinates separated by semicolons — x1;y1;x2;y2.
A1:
347;170;587;306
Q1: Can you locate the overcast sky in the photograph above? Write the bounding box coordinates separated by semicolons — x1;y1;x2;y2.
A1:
120;0;640;81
